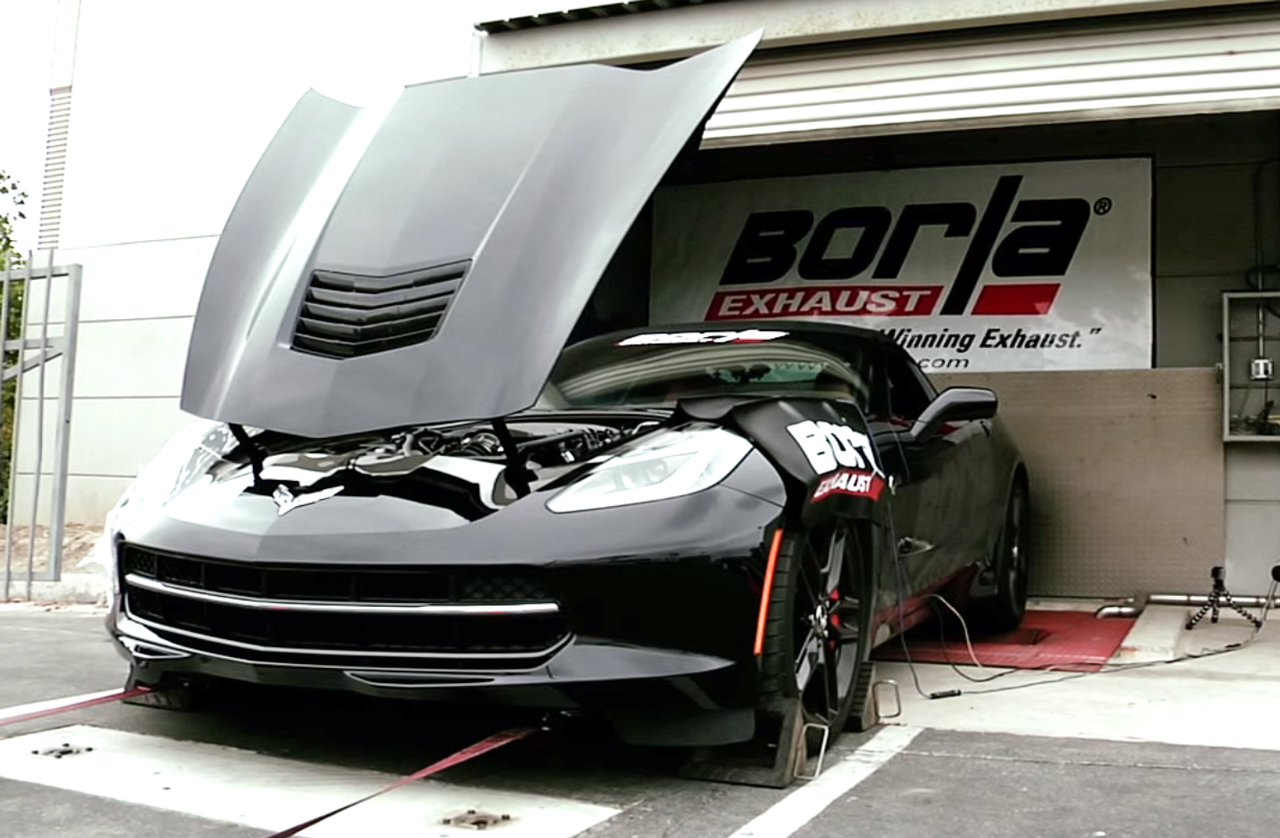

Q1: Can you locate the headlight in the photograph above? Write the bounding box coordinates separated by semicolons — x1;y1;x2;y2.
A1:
106;419;229;535
546;426;753;512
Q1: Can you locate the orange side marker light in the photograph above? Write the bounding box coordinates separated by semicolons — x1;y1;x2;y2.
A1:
753;528;785;657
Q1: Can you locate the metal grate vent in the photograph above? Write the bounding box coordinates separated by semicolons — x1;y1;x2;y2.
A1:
37;86;73;251
291;261;468;359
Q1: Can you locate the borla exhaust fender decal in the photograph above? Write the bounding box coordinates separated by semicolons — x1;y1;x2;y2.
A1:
785;419;884;478
812;468;886;502
786;419;887;503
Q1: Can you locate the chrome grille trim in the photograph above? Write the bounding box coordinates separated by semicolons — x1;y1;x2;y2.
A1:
122;608;572;661
124;573;560;616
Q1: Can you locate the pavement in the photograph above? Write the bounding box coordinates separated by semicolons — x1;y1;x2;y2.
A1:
3;600;1280;838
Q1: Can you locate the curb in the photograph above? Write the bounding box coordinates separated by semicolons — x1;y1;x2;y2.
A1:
3;572;109;606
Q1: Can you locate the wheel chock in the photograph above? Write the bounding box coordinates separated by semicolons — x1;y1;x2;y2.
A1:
678;698;805;788
847;660;882;732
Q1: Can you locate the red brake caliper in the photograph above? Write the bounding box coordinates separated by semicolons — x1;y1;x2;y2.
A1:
828;589;840;647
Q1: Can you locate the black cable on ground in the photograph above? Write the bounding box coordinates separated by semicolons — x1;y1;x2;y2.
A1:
928;594;1012;685
954;636;1260;696
900;591;1266;699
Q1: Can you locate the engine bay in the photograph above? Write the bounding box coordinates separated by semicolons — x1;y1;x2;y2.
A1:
210;412;670;519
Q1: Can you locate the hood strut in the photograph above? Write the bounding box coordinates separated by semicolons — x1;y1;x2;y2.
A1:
492;419;534;498
229;423;266;488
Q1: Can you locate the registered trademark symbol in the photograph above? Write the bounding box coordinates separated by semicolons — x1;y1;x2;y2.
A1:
1093;197;1113;216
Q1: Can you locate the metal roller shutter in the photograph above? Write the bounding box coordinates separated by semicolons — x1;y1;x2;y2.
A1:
705;14;1280;147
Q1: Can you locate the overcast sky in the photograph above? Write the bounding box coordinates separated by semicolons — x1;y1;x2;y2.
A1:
0;0;58;252
0;1;562;252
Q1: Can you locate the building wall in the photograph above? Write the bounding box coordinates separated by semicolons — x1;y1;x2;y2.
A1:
476;0;1271;71
932;368;1223;598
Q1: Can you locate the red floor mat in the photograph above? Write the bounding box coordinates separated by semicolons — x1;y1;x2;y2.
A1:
871;610;1137;672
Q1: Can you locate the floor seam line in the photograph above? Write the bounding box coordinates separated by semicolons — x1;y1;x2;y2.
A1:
899;748;1280;774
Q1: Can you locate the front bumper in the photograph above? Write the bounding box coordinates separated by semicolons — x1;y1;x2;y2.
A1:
110;609;752;712
106;477;785;725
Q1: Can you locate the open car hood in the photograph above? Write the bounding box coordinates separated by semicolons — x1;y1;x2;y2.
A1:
180;33;760;438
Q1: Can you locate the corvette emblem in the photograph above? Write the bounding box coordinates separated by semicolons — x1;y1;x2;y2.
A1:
272;484;344;516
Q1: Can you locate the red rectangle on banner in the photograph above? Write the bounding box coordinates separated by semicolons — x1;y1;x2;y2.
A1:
706;285;943;320
972;283;1061;315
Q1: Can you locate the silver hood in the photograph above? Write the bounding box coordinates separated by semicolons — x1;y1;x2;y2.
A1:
179;34;759;438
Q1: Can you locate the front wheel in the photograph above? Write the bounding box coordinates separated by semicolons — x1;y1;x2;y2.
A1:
758;522;874;747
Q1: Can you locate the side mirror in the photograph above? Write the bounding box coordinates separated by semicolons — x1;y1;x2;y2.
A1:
909;387;998;442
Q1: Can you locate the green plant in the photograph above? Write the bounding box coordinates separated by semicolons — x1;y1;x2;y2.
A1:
0;170;28;523
0;170;25;271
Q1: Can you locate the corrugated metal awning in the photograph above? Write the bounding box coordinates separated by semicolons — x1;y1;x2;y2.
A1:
475;0;732;35
704;13;1280;147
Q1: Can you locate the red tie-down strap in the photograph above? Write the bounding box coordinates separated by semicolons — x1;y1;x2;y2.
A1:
0;685;536;837
262;727;538;838
0;687;154;727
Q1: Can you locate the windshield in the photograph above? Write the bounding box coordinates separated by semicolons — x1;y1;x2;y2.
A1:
541;331;872;410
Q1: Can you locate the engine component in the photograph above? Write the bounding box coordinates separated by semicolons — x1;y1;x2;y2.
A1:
456;432;504;457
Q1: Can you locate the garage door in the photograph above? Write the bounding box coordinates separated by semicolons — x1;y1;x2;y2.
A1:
705;13;1280;147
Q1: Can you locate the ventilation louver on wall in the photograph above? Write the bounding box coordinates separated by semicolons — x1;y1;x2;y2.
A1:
37;86;73;251
291;261;469;359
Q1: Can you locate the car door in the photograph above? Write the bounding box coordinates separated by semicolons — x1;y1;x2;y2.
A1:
943;378;1007;568
903;356;998;569
871;348;975;594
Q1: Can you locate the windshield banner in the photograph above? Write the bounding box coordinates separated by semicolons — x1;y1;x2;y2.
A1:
650;158;1152;372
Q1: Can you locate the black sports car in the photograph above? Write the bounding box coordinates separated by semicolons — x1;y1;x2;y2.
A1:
103;34;1027;785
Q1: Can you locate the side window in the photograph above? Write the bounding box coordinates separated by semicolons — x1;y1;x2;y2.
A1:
883;351;933;421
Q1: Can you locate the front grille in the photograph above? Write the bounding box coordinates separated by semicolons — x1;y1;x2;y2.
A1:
125;587;566;655
119;544;567;664
120;545;552;604
291;261;468;359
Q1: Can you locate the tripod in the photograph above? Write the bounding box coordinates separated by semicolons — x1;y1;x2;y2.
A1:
1185;566;1262;631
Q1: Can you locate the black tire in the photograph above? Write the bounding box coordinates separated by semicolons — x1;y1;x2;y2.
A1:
970;481;1030;634
759;522;874;749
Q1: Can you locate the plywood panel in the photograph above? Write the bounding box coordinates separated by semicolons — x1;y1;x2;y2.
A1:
934;368;1222;598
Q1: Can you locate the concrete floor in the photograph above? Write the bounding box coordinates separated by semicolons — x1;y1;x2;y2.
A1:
878;601;1280;751
3;601;1280;838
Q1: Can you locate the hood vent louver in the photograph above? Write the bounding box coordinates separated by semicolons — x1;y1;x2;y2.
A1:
291;261;470;359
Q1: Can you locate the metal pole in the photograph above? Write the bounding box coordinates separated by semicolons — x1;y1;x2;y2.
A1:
0;265;11;601
24;249;54;600
1146;593;1275;608
3;257;32;600
46;263;80;582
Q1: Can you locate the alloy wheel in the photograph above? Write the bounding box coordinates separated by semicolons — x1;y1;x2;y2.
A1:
792;528;864;726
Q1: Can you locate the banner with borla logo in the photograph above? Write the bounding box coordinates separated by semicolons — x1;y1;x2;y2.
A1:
650;159;1152;372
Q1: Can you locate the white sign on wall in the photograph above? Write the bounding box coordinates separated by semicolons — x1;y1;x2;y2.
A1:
651;159;1152;372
